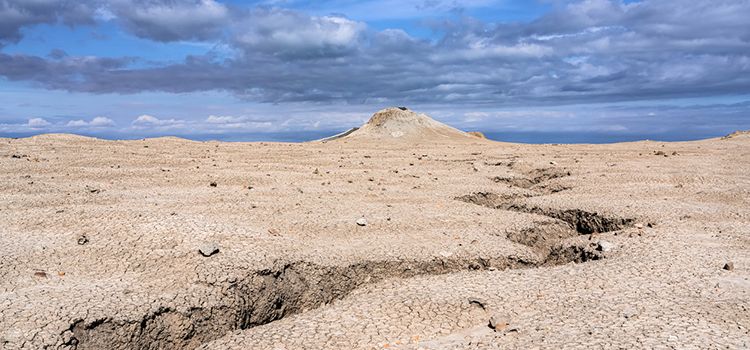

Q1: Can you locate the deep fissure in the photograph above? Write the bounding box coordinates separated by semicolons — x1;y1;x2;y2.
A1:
63;239;606;349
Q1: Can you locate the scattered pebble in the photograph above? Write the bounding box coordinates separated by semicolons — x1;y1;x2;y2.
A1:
77;235;89;245
623;306;638;319
199;243;220;257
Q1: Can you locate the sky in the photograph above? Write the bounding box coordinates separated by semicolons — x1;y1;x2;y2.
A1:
0;0;748;143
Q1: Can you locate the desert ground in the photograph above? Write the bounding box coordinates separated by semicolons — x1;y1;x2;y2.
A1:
1;108;748;349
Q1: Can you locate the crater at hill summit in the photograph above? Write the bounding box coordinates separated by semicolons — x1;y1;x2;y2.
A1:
325;107;475;141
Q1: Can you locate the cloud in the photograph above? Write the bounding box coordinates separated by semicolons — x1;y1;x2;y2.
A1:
0;0;749;107
66;116;116;127
233;8;366;58
0;0;100;45
205;115;245;124
27;117;51;128
111;0;229;42
131;114;184;128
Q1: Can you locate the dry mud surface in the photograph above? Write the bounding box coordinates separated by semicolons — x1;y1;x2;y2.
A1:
1;130;749;349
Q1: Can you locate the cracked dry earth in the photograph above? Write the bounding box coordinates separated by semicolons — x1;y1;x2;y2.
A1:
1;133;749;349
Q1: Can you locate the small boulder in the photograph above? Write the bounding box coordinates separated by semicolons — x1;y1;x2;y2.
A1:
199;243;220;257
356;217;367;226
723;261;734;271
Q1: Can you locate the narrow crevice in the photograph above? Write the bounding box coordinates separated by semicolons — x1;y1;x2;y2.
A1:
491;168;570;188
456;192;634;235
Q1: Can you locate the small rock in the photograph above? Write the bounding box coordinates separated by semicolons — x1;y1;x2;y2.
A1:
356;217;367;226
33;271;47;278
268;228;280;236
723;261;734;271
635;223;644;230
209;182;217;187
199;243;220;257
489;314;509;331
77;235;89;245
623;306;638;319
596;240;615;252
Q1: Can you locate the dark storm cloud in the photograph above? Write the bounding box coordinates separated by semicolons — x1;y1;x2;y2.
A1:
0;0;97;43
110;0;230;42
1;0;749;106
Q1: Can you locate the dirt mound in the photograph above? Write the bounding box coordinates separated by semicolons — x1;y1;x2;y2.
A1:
336;107;475;141
721;130;750;140
468;131;487;139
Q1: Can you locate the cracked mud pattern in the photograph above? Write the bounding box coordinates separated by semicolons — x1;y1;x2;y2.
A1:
1;134;749;349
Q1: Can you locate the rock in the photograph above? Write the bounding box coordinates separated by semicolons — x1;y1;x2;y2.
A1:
356;217;367;226
472;162;481;172
199;243;220;257
623;306;638;319
723;261;734;271
488;314;509;331
33;271;47;278
268;228;280;236
635;223;644;230
596;240;615;252
209;182;217;187
77;235;89;245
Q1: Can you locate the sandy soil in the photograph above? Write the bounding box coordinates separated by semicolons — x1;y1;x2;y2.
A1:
1;110;748;349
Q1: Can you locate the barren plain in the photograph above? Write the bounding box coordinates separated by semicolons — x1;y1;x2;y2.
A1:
1;109;748;349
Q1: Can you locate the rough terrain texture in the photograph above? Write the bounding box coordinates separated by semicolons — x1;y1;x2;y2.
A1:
1;119;749;348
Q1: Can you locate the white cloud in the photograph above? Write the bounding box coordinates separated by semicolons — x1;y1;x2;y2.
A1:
67;116;116;127
27;118;51;128
205;115;246;124
131;114;184;128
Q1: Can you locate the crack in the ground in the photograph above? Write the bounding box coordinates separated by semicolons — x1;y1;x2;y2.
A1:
60;243;601;349
456;190;635;267
456;192;634;235
54;168;629;350
491;167;572;194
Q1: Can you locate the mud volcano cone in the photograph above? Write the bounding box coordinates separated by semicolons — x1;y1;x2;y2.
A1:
327;107;475;141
